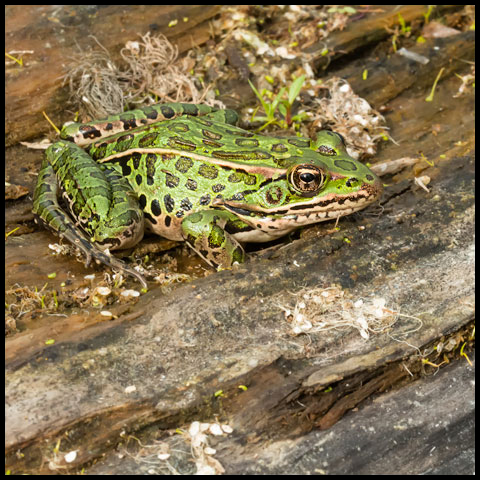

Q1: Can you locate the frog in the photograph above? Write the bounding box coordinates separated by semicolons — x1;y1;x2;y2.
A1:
33;102;383;288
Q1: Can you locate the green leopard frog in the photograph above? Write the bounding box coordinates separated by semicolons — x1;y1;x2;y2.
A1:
33;102;383;287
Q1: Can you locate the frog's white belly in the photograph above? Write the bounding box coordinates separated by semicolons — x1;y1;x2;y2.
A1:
232;229;293;243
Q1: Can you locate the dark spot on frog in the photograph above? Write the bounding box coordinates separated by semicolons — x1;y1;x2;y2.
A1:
212;184;225;193
180;198;193;211
165;172;180;188
151;199;162;216
160;106;175;118
288;138;310;148
131;152;142;169
199;194;211;206
175;156;194;173
334;159;358;171
164;194;175;213
198;164;219;179
235;138;259;147
186;178;198;191
143;106;160;120
121;117;138;130
181;104;200;116
144;211;157;224
346;178;358;187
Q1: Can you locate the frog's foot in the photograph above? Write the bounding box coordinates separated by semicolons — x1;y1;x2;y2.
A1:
86;247;148;289
72;235;148;288
34;213;148;288
33;150;147;288
181;210;246;269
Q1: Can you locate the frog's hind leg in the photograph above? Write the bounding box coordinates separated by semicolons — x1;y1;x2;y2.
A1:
33;142;147;287
181;210;246;269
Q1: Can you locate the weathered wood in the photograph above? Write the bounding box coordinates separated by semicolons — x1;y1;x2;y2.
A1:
335;30;475;107
5;5;475;475
218;351;475;475
305;5;463;68
5;5;221;146
5;135;475;473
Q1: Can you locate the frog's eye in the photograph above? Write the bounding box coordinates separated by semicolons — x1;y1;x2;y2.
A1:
289;165;325;197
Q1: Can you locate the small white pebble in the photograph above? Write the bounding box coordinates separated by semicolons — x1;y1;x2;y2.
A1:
275;46;296;59
209;423;224;436
221;424;233;433
191;433;206;448
157;453;170;460
64;450;77;463
96;287;111;296
195;464;216;475
204;447;217;455
189;421;200;436
121;289;140;297
200;422;211;432
48;244;63;253
84;274;95;280
100;311;113;318
124;385;136;394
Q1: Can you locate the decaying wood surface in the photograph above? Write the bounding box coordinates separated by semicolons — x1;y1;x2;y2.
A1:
5;5;474;475
5;5;221;146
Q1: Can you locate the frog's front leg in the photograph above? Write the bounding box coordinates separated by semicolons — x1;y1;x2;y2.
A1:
181;210;247;269
33;141;147;287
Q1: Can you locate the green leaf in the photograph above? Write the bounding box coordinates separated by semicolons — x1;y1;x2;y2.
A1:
278;103;287;117
248;79;270;115
288;75;305;105
271;86;286;112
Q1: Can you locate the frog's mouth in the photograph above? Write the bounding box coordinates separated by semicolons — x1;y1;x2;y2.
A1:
216;180;382;232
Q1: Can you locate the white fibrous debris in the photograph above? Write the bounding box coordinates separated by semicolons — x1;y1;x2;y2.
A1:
279;285;399;340
313;77;390;159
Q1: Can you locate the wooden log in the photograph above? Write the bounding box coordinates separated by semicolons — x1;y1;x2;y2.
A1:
5;5;475;475
5;5;221;146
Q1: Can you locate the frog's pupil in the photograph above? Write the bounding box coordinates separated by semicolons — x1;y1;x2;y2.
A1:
300;172;315;183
